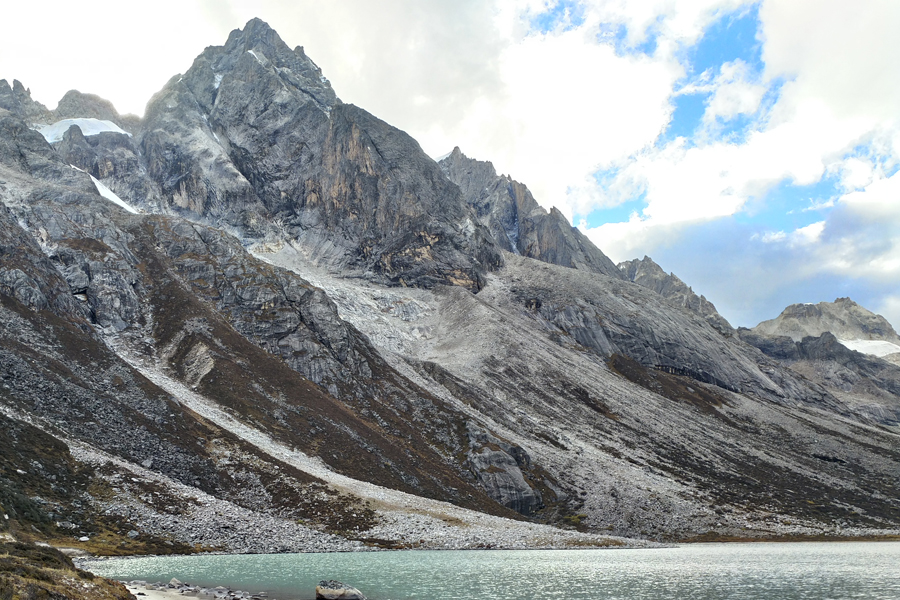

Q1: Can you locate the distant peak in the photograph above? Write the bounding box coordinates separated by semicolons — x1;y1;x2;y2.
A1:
754;296;900;343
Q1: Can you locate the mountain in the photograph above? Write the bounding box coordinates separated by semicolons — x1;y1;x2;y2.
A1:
0;79;52;123
1;19;899;556
753;298;900;360
737;298;900;425
138;18;501;292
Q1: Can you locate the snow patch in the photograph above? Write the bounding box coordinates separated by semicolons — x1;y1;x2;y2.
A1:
247;49;265;66
214;73;223;89
38;118;130;144
838;339;900;358
89;175;139;214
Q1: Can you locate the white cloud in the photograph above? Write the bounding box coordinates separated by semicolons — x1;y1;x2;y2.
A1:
838;169;900;225
0;1;229;116
758;230;786;243
837;157;875;191
702;60;767;125
761;172;900;282
750;220;823;247
584;1;900;272
790;220;825;246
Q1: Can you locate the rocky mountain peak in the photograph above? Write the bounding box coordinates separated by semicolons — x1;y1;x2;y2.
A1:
618;255;734;335
439;147;623;279
137;21;500;291
203;17;337;111
53;90;121;124
0;79;52;123
618;255;663;281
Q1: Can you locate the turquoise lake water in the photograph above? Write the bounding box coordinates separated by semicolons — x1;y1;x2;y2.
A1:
84;542;900;600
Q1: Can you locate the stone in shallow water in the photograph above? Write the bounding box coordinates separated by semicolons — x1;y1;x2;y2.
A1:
315;580;366;600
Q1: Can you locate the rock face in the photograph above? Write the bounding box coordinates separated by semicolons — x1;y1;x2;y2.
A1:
440;147;623;279
739;329;900;426
54;122;160;212
1;18;899;550
619;255;734;335
467;422;543;515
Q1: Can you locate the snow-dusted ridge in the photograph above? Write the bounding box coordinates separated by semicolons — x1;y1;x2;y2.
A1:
38;118;130;143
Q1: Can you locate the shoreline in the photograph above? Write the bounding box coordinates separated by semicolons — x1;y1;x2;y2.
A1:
84;539;900;600
125;583;182;600
125;581;276;600
72;533;900;568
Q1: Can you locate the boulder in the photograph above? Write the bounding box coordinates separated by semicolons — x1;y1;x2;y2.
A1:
315;580;366;600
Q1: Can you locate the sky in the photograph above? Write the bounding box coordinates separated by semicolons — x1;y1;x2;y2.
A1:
1;0;898;329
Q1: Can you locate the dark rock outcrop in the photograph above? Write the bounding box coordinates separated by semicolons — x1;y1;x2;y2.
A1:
54;120;161;212
54;90;123;125
467;422;543;515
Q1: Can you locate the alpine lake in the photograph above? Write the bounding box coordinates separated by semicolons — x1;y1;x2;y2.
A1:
83;541;900;600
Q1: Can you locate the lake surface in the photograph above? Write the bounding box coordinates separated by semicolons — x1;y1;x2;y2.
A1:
85;542;900;600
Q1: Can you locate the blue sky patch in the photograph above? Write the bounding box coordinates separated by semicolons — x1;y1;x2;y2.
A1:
665;93;707;141
578;196;646;228
661;4;765;142
686;4;763;77
735;175;839;233
531;0;585;34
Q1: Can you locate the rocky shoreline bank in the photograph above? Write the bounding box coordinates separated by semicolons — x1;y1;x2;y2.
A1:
125;579;274;600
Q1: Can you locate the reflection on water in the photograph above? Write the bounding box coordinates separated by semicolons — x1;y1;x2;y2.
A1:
85;542;900;600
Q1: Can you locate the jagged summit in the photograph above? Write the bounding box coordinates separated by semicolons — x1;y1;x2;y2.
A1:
136;18;502;291
439;147;623;279
0;79;52;123
618;255;733;335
